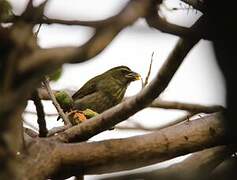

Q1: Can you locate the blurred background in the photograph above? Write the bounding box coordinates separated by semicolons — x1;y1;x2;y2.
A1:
8;0;226;179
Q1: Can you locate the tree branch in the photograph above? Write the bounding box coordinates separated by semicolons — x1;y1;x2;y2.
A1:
6;14;109;28
151;100;225;113
145;6;209;39
115;112;195;131
24;110;58;117
142;51;154;88
49;113;229;179
101;145;236;180
17;0;152;75
43;77;71;125
31;90;48;137
38;16;107;28
180;0;206;12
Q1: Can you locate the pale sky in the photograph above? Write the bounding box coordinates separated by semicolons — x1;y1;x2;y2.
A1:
9;0;226;179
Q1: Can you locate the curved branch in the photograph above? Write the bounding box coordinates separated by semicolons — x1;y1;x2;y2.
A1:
145;6;209;39
17;0;152;74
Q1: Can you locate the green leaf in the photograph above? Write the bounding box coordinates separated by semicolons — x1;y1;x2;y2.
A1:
82;109;99;118
49;68;62;82
55;91;73;111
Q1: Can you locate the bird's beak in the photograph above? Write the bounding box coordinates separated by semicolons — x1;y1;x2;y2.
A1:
126;72;141;81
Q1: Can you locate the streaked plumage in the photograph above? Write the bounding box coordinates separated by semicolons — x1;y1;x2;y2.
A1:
72;66;140;113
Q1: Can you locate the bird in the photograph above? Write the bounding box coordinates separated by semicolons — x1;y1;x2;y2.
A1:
72;65;141;113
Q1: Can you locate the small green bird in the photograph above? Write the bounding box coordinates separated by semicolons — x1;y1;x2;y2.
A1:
72;66;141;113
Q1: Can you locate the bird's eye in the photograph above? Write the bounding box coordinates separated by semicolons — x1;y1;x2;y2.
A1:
121;69;130;74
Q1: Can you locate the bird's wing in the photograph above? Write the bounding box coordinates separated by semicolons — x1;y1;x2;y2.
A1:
72;77;99;100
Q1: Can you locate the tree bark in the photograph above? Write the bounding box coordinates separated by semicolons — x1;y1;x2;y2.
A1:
20;113;230;179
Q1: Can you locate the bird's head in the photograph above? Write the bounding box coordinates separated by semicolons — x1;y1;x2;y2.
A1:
105;66;141;85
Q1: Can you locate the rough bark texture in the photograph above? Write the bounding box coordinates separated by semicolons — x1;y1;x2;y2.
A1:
18;113;229;179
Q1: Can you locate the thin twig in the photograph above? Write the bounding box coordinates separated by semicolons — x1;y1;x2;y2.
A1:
143;52;154;88
43;77;71;125
115;112;196;131
24;110;58;117
151;100;225;113
31;90;48;137
35;23;42;37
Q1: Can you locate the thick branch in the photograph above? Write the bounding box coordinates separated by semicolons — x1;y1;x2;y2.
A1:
49;113;229;179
